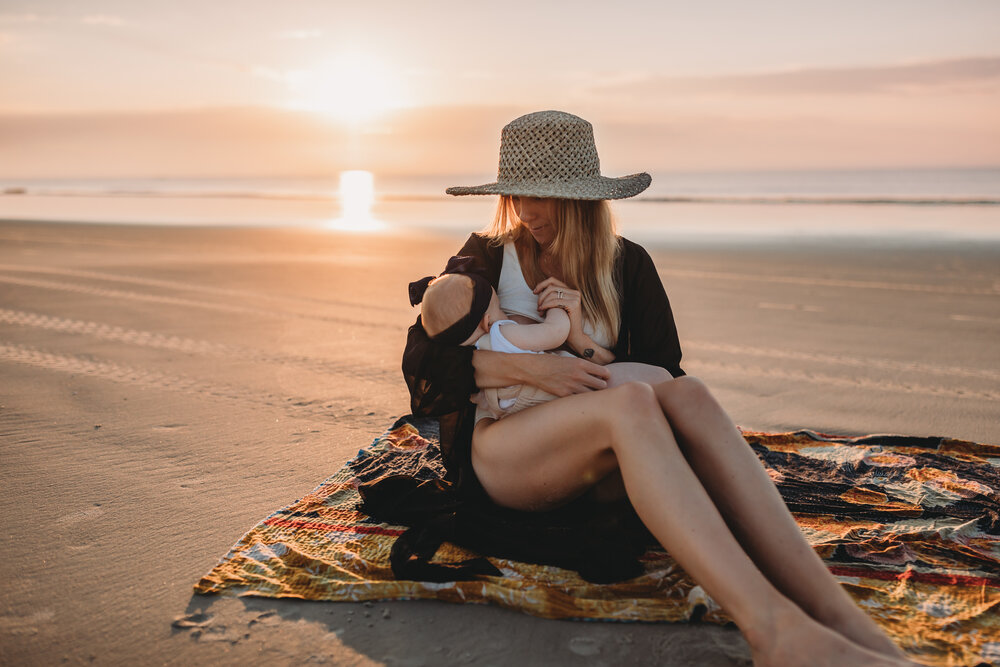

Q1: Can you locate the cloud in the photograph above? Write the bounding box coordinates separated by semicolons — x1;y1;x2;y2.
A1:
1;101;997;179
250;66;297;88
599;57;1000;98
0;13;48;23
81;15;127;27
274;29;324;40
0;13;127;27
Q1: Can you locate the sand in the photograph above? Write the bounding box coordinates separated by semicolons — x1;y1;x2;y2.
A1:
1;220;997;666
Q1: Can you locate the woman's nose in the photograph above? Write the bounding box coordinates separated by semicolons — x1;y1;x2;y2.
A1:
517;198;537;221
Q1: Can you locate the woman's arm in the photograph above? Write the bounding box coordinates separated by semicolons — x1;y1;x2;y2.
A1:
564;329;616;365
618;239;685;377
472;348;610;396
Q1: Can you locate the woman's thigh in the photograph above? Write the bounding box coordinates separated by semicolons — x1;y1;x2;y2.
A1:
606;362;673;388
471;386;636;511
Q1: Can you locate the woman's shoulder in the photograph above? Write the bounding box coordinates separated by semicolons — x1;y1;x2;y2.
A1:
459;232;501;257
616;236;656;267
457;232;504;287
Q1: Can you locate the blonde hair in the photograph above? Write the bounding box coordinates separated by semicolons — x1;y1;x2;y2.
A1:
420;273;475;338
484;196;621;344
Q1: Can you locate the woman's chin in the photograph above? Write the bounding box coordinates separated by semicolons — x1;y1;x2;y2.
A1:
528;229;553;245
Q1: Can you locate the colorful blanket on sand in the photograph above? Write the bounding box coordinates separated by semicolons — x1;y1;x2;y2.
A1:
195;417;1000;667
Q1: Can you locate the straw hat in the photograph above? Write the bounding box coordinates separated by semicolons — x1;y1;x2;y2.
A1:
446;110;650;200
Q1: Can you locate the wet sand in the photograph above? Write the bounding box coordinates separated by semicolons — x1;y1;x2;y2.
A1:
1;220;998;665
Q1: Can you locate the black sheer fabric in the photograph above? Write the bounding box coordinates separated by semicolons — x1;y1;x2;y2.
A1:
359;475;653;584
402;319;476;486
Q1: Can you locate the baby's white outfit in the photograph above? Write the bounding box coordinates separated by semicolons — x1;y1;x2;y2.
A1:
471;242;612;424
471;320;560;423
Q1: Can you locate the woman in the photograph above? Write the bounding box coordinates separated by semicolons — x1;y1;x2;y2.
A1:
403;111;914;666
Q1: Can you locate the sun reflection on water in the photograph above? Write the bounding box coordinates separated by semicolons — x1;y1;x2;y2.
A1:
327;170;385;232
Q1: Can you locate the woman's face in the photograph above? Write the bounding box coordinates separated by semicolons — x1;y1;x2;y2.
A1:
512;196;558;247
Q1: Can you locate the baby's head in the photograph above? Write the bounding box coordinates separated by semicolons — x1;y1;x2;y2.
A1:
420;273;503;346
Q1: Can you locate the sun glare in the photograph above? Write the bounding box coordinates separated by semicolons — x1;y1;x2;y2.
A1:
285;53;406;124
327;170;384;232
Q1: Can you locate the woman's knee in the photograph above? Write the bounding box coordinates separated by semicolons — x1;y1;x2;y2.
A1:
608;380;660;412
657;375;716;411
604;382;671;437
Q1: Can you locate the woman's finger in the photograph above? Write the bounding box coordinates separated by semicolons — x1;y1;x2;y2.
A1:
523;355;608;396
575;359;610;391
533;276;568;294
536;283;578;301
538;289;580;311
535;284;565;302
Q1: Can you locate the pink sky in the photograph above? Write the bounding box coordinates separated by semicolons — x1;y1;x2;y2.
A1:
1;1;998;177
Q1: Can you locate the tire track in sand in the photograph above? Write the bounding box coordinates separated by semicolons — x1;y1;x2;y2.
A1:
0;273;395;330
4;307;994;399
0;307;398;383
685;340;1000;383
0;342;370;425
0;263;399;314
659;268;1000;297
686;358;999;402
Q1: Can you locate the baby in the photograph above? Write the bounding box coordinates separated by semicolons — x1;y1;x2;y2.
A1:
413;266;570;423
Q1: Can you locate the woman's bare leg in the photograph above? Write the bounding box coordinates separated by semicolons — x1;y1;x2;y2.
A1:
651;376;903;658
606;361;673;388
472;383;910;667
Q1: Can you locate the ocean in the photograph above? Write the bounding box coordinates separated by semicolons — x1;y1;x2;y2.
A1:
1;168;998;246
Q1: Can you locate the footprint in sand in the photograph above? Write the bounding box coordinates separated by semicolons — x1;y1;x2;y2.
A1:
172;612;240;643
171;612;213;629
568;636;601;656
53;504;104;525
0;610;55;636
247;611;280;627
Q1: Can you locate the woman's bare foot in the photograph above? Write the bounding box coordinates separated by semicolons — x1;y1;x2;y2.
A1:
824;609;908;659
745;606;919;667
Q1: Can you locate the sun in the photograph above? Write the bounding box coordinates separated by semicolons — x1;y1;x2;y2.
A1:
327;170;385;232
284;53;406;124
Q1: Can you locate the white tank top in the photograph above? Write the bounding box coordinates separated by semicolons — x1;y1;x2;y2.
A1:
498;242;544;322
496;241;612;349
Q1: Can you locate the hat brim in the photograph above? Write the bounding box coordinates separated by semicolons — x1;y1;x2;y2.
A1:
446;173;651;200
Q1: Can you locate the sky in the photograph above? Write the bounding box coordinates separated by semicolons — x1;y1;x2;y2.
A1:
1;0;999;178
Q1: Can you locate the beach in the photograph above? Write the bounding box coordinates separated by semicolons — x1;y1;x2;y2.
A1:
1;219;998;666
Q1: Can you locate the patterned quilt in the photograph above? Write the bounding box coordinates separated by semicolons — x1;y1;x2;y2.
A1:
195;417;1000;666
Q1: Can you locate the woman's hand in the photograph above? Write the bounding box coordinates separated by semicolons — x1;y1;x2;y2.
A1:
535;277;583;336
534;354;611;396
472;349;609;397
